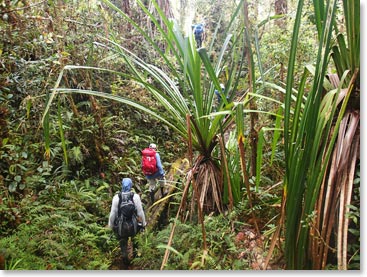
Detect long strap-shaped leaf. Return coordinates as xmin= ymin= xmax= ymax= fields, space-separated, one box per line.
xmin=284 ymin=0 xmax=339 ymax=269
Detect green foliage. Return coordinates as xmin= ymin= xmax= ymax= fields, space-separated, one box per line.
xmin=133 ymin=213 xmax=251 ymax=270
xmin=0 ymin=179 xmax=115 ymax=270
xmin=283 ymin=0 xmax=339 ymax=267
xmin=1 ymin=0 xmax=186 ymax=269
xmin=222 ymin=131 xmax=243 ymax=205
xmin=280 ymin=0 xmax=359 ymax=269
xmin=0 ymin=0 xmax=359 ymax=271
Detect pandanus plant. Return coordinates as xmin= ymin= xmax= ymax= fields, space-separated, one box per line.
xmin=264 ymin=0 xmax=360 ymax=270
xmin=42 ymin=0 xmax=247 ymax=216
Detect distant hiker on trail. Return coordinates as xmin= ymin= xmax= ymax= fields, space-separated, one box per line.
xmin=108 ymin=178 xmax=146 ymax=266
xmin=214 ymin=83 xmax=228 ymax=105
xmin=192 ymin=23 xmax=205 ymax=48
xmin=141 ymin=143 xmax=166 ymax=205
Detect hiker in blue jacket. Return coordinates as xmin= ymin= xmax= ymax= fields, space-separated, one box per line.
xmin=143 ymin=143 xmax=166 ymax=204
xmin=108 ymin=178 xmax=146 ymax=266
xmin=192 ymin=23 xmax=205 ymax=48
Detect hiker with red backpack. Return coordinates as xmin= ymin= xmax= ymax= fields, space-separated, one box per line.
xmin=141 ymin=143 xmax=166 ymax=204
xmin=108 ymin=178 xmax=146 ymax=266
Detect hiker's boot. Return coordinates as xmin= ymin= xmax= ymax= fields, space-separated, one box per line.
xmin=150 ymin=191 xmax=155 ymax=204
xmin=122 ymin=253 xmax=130 ymax=266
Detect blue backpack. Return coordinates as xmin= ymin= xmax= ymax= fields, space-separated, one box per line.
xmin=194 ymin=24 xmax=204 ymax=36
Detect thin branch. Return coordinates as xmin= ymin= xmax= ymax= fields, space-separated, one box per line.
xmin=64 ymin=18 xmax=101 ymax=28
xmin=0 ymin=0 xmax=47 ymax=15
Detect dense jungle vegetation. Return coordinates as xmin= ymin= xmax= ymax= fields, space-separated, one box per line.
xmin=0 ymin=0 xmax=360 ymax=271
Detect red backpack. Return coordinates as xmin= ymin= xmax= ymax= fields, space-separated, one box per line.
xmin=141 ymin=148 xmax=158 ymax=175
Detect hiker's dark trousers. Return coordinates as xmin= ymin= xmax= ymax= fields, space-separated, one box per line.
xmin=195 ymin=35 xmax=202 ymax=48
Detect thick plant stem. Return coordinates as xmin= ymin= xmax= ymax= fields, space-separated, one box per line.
xmin=218 ymin=134 xmax=233 ymax=211
xmin=238 ymin=136 xmax=259 ymax=234
xmin=243 ymin=0 xmax=259 ymax=177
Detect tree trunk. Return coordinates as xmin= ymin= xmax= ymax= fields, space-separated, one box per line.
xmin=274 ymin=0 xmax=287 ymax=28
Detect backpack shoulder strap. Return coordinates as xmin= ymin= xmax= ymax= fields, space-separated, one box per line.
xmin=130 ymin=192 xmax=137 ymax=213
xmin=130 ymin=192 xmax=135 ymax=205
xmin=117 ymin=192 xmax=122 ymax=217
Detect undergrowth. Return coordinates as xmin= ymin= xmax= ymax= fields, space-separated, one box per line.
xmin=132 ymin=205 xmax=264 ymax=270
xmin=0 ymin=179 xmax=115 ymax=270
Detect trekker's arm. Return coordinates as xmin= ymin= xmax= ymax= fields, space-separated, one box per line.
xmin=155 ymin=153 xmax=165 ymax=176
xmin=133 ymin=194 xmax=147 ymax=226
xmin=108 ymin=195 xmax=119 ymax=228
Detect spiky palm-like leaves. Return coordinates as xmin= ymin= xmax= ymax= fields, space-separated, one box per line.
xmin=280 ymin=0 xmax=359 ymax=269
xmin=310 ymin=0 xmax=360 ymax=270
